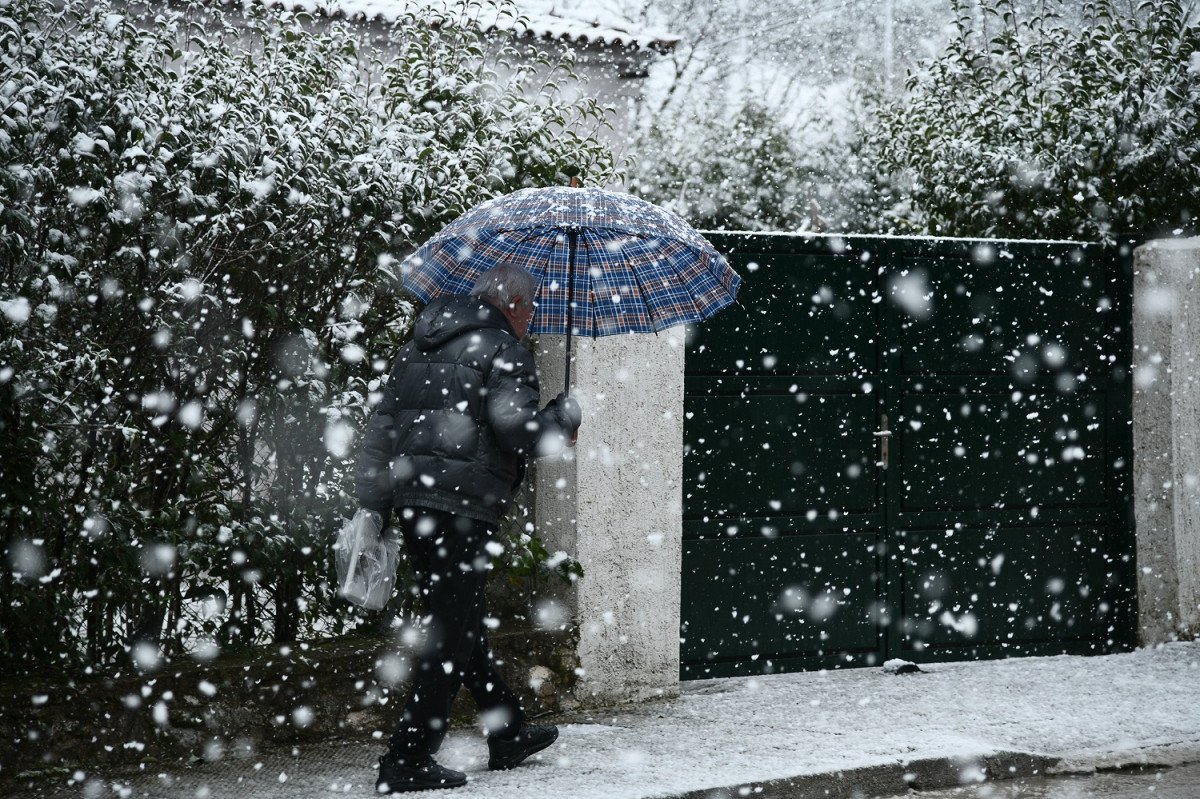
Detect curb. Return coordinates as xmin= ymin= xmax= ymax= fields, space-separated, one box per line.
xmin=670 ymin=751 xmax=1061 ymax=799
xmin=669 ymin=745 xmax=1200 ymax=799
xmin=1052 ymin=742 xmax=1200 ymax=774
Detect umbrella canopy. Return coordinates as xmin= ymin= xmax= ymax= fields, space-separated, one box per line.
xmin=400 ymin=187 xmax=740 ymax=338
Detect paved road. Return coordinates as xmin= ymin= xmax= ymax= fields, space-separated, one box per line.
xmin=889 ymin=761 xmax=1200 ymax=798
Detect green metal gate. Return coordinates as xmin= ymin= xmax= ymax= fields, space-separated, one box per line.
xmin=681 ymin=233 xmax=1135 ymax=679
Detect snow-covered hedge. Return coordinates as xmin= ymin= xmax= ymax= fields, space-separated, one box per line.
xmin=868 ymin=0 xmax=1200 ymax=241
xmin=628 ymin=96 xmax=808 ymax=231
xmin=0 ymin=0 xmax=613 ymax=675
xmin=627 ymin=0 xmax=1198 ymax=242
xmin=627 ymin=92 xmax=877 ymax=234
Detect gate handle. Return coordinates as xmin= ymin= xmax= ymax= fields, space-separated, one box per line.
xmin=874 ymin=413 xmax=891 ymax=470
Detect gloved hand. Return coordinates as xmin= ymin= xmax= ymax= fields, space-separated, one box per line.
xmin=549 ymin=392 xmax=582 ymax=434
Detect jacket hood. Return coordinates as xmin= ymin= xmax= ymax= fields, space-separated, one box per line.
xmin=413 ymin=294 xmax=516 ymax=351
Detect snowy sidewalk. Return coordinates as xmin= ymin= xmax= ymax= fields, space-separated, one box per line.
xmin=36 ymin=642 xmax=1200 ymax=799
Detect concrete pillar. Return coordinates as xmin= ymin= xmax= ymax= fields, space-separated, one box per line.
xmin=531 ymin=331 xmax=685 ymax=706
xmin=1133 ymin=238 xmax=1200 ymax=643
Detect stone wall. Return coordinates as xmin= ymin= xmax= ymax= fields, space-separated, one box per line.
xmin=1133 ymin=238 xmax=1200 ymax=643
xmin=532 ymin=331 xmax=685 ymax=706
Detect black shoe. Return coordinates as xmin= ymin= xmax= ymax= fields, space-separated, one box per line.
xmin=376 ymin=753 xmax=467 ymax=793
xmin=487 ymin=723 xmax=559 ymax=771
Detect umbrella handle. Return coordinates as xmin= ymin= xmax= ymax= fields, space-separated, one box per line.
xmin=565 ymin=228 xmax=577 ymax=396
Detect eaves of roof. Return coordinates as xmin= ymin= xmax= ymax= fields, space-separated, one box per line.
xmin=238 ymin=1 xmax=681 ymax=54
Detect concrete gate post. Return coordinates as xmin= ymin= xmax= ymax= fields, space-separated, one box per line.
xmin=531 ymin=331 xmax=685 ymax=705
xmin=1133 ymin=238 xmax=1200 ymax=643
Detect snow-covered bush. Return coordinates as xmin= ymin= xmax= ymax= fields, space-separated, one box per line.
xmin=627 ymin=91 xmax=873 ymax=232
xmin=0 ymin=0 xmax=613 ymax=676
xmin=867 ymin=0 xmax=1200 ymax=241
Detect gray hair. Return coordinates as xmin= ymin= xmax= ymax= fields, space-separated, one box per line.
xmin=470 ymin=264 xmax=537 ymax=311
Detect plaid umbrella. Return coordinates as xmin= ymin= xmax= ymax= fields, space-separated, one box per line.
xmin=400 ymin=186 xmax=741 ymax=392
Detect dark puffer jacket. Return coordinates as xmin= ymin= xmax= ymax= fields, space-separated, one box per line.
xmin=355 ymin=295 xmax=576 ymax=526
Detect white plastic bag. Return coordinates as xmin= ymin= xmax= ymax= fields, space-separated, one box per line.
xmin=334 ymin=509 xmax=401 ymax=610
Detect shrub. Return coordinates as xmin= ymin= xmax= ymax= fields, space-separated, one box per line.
xmin=0 ymin=0 xmax=610 ymax=676
xmin=867 ymin=0 xmax=1200 ymax=241
xmin=627 ymin=90 xmax=873 ymax=233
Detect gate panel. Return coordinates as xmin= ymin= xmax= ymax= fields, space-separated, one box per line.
xmin=682 ymin=233 xmax=1135 ymax=679
xmin=898 ymin=392 xmax=1107 ymax=510
xmin=681 ymin=533 xmax=879 ymax=674
xmin=896 ymin=252 xmax=1105 ymax=375
xmin=686 ymin=251 xmax=877 ymax=376
xmin=885 ymin=244 xmax=1133 ymax=661
xmin=682 ymin=244 xmax=884 ymax=678
xmin=686 ymin=391 xmax=877 ymax=519
xmin=898 ymin=525 xmax=1124 ymax=654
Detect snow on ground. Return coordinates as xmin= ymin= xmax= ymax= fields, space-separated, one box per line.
xmin=45 ymin=642 xmax=1200 ymax=799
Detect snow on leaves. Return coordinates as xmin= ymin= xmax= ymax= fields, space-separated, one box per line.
xmin=868 ymin=0 xmax=1200 ymax=242
xmin=0 ymin=0 xmax=611 ymax=674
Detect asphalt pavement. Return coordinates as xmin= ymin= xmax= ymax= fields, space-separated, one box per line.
xmin=884 ymin=761 xmax=1200 ymax=798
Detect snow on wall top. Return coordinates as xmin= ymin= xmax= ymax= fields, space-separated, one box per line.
xmin=244 ymin=0 xmax=681 ymax=52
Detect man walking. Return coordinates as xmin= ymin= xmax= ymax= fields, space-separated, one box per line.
xmin=355 ymin=264 xmax=581 ymax=792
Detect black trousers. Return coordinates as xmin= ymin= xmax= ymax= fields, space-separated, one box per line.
xmin=388 ymin=507 xmax=525 ymax=760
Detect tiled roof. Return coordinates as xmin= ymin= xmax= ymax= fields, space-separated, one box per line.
xmin=245 ymin=1 xmax=680 ymax=53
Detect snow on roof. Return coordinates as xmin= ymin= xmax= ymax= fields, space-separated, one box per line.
xmin=247 ymin=0 xmax=680 ymax=53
